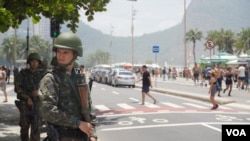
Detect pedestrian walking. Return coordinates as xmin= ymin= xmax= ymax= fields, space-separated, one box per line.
xmin=5 ymin=67 xmax=11 ymax=84
xmin=214 ymin=63 xmax=224 ymax=97
xmin=208 ymin=70 xmax=219 ymax=110
xmin=0 ymin=65 xmax=7 ymax=102
xmin=162 ymin=67 xmax=167 ymax=81
xmin=192 ymin=63 xmax=200 ymax=85
xmin=39 ymin=32 xmax=97 ymax=141
xmin=223 ymin=67 xmax=233 ymax=96
xmin=14 ymin=53 xmax=45 ymax=141
xmin=237 ymin=64 xmax=246 ymax=89
xmin=137 ymin=65 xmax=157 ymax=105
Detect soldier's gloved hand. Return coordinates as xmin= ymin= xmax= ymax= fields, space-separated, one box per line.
xmin=32 ymin=90 xmax=39 ymax=97
xmin=27 ymin=98 xmax=34 ymax=109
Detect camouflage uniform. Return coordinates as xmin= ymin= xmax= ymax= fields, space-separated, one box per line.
xmin=39 ymin=32 xmax=97 ymax=141
xmin=14 ymin=53 xmax=45 ymax=141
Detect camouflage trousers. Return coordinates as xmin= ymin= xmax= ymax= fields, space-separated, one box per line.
xmin=19 ymin=102 xmax=40 ymax=141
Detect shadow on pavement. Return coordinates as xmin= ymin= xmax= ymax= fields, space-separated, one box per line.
xmin=0 ymin=102 xmax=20 ymax=141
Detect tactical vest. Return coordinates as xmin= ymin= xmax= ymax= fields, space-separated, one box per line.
xmin=51 ymin=68 xmax=84 ymax=120
xmin=17 ymin=68 xmax=44 ymax=100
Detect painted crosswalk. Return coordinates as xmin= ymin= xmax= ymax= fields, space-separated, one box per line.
xmin=93 ymin=101 xmax=247 ymax=116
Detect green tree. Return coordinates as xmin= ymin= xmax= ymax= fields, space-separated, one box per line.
xmin=29 ymin=35 xmax=52 ymax=62
xmin=0 ymin=35 xmax=26 ymax=65
xmin=234 ymin=27 xmax=250 ymax=54
xmin=186 ymin=29 xmax=203 ymax=64
xmin=0 ymin=0 xmax=110 ymax=33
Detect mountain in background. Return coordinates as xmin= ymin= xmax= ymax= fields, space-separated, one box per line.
xmin=77 ymin=0 xmax=250 ymax=67
xmin=1 ymin=0 xmax=250 ymax=67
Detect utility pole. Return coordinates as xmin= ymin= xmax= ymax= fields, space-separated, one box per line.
xmin=110 ymin=25 xmax=114 ymax=65
xmin=184 ymin=0 xmax=187 ymax=67
xmin=131 ymin=5 xmax=136 ymax=68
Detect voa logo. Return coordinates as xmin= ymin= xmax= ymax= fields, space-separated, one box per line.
xmin=226 ymin=129 xmax=246 ymax=136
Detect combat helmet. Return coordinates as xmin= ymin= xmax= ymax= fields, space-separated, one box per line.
xmin=53 ymin=32 xmax=83 ymax=57
xmin=27 ymin=53 xmax=41 ymax=64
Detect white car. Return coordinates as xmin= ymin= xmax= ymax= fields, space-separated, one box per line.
xmin=111 ymin=69 xmax=136 ymax=88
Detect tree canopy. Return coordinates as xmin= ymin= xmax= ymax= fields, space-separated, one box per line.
xmin=0 ymin=0 xmax=110 ymax=33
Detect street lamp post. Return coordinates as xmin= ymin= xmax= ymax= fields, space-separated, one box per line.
xmin=184 ymin=0 xmax=187 ymax=67
xmin=110 ymin=25 xmax=114 ymax=65
xmin=127 ymin=0 xmax=137 ymax=70
xmin=131 ymin=6 xmax=136 ymax=69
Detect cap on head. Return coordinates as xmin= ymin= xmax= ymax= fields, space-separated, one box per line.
xmin=53 ymin=32 xmax=83 ymax=57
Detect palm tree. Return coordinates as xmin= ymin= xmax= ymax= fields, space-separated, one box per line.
xmin=29 ymin=35 xmax=52 ymax=61
xmin=206 ymin=30 xmax=222 ymax=53
xmin=0 ymin=35 xmax=26 ymax=65
xmin=186 ymin=29 xmax=203 ymax=64
xmin=234 ymin=27 xmax=250 ymax=54
xmin=206 ymin=28 xmax=235 ymax=54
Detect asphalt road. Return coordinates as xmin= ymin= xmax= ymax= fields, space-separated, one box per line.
xmin=92 ymin=81 xmax=250 ymax=141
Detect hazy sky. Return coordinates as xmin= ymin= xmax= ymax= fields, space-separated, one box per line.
xmin=80 ymin=0 xmax=192 ymax=37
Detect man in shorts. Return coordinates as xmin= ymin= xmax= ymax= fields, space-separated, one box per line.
xmin=192 ymin=63 xmax=200 ymax=85
xmin=138 ymin=65 xmax=157 ymax=105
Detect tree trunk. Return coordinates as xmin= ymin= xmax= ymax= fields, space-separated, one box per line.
xmin=193 ymin=43 xmax=196 ymax=64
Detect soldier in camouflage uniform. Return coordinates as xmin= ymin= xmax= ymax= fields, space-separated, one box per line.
xmin=14 ymin=53 xmax=45 ymax=141
xmin=39 ymin=32 xmax=97 ymax=141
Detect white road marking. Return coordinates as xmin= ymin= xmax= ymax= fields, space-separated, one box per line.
xmin=99 ymin=122 xmax=250 ymax=131
xmin=117 ymin=103 xmax=135 ymax=109
xmin=95 ymin=105 xmax=111 ymax=111
xmin=129 ymin=97 xmax=139 ymax=102
xmin=201 ymin=123 xmax=221 ymax=132
xmin=161 ymin=102 xmax=184 ymax=108
xmin=112 ymin=91 xmax=119 ymax=95
xmin=226 ymin=103 xmax=250 ymax=110
xmin=144 ymin=102 xmax=160 ymax=108
xmin=183 ymin=103 xmax=207 ymax=108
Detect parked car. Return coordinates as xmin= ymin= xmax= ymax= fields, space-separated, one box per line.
xmin=93 ymin=69 xmax=103 ymax=82
xmin=107 ymin=68 xmax=126 ymax=85
xmin=111 ymin=69 xmax=135 ymax=88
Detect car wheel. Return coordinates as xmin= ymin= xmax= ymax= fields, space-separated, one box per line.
xmin=132 ymin=85 xmax=135 ymax=88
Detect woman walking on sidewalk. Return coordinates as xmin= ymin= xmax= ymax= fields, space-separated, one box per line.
xmin=223 ymin=67 xmax=233 ymax=96
xmin=0 ymin=65 xmax=7 ymax=102
xmin=208 ymin=70 xmax=219 ymax=110
xmin=137 ymin=65 xmax=157 ymax=105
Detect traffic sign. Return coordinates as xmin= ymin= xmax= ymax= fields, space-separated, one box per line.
xmin=152 ymin=46 xmax=159 ymax=53
xmin=206 ymin=40 xmax=215 ymax=50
